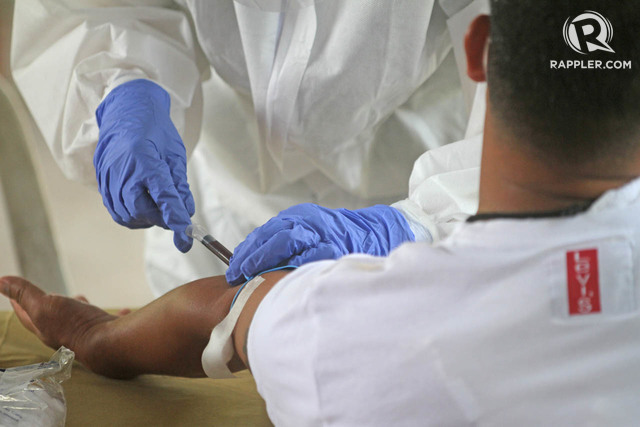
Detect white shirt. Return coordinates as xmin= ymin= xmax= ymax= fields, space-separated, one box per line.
xmin=248 ymin=177 xmax=640 ymax=426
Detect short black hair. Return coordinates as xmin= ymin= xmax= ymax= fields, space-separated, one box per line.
xmin=488 ymin=0 xmax=640 ymax=164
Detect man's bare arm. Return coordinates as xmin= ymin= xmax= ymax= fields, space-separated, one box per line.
xmin=0 ymin=272 xmax=288 ymax=379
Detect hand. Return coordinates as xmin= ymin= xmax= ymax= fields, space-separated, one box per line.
xmin=95 ymin=79 xmax=195 ymax=252
xmin=0 ymin=274 xmax=244 ymax=379
xmin=226 ymin=203 xmax=415 ymax=285
xmin=0 ymin=276 xmax=115 ymax=361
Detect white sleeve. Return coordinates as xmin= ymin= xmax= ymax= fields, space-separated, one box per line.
xmin=10 ymin=0 xmax=204 ymax=184
xmin=247 ymin=263 xmax=329 ymax=425
xmin=248 ymin=252 xmax=470 ymax=425
xmin=392 ymin=135 xmax=481 ymax=242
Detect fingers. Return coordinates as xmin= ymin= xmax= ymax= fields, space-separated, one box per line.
xmin=145 ymin=162 xmax=194 ymax=252
xmin=108 ymin=155 xmax=140 ymax=226
xmin=165 ymin=152 xmax=195 ymax=217
xmin=122 ymin=180 xmax=166 ymax=229
xmin=288 ymin=242 xmax=344 ymax=266
xmin=125 ymin=156 xmax=194 ymax=251
xmin=230 ymin=226 xmax=319 ymax=285
xmin=74 ymin=295 xmax=90 ymax=303
xmin=229 ymin=217 xmax=297 ymax=261
xmin=101 ymin=158 xmax=193 ymax=251
xmin=10 ymin=299 xmax=43 ymax=340
xmin=226 ymin=219 xmax=299 ymax=285
xmin=97 ymin=167 xmax=127 ymax=226
xmin=119 ymin=156 xmax=194 ymax=230
xmin=96 ymin=141 xmax=195 ymax=250
xmin=0 ymin=276 xmax=46 ymax=314
xmin=98 ymin=156 xmax=159 ymax=229
xmin=0 ymin=277 xmax=47 ymax=340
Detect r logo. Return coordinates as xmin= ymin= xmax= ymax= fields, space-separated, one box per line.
xmin=563 ymin=11 xmax=614 ymax=54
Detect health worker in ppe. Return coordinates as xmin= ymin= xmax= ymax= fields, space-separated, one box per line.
xmin=11 ymin=0 xmax=487 ymax=294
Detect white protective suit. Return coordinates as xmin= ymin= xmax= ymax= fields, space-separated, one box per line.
xmin=11 ymin=0 xmax=487 ymax=295
xmin=245 ymin=137 xmax=640 ymax=425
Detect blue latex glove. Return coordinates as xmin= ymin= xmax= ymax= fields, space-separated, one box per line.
xmin=226 ymin=203 xmax=415 ymax=285
xmin=95 ymin=79 xmax=195 ymax=252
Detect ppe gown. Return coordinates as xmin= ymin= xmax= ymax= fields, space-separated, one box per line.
xmin=11 ymin=0 xmax=485 ymax=295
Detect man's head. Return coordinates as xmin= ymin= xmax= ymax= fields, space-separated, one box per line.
xmin=467 ymin=1 xmax=640 ymax=166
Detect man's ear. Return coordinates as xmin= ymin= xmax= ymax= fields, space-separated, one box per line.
xmin=465 ymin=14 xmax=490 ymax=82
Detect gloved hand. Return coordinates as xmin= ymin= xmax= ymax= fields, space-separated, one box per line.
xmin=226 ymin=203 xmax=415 ymax=285
xmin=95 ymin=79 xmax=195 ymax=252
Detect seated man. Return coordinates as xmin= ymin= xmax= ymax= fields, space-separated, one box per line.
xmin=2 ymin=0 xmax=640 ymax=424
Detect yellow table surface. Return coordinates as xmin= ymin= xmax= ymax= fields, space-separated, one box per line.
xmin=0 ymin=311 xmax=272 ymax=426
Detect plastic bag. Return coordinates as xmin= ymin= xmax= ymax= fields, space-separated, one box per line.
xmin=0 ymin=347 xmax=74 ymax=426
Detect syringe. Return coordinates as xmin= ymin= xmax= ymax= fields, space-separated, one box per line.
xmin=185 ymin=223 xmax=233 ymax=266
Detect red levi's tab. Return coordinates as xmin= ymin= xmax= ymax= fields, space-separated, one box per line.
xmin=566 ymin=249 xmax=601 ymax=315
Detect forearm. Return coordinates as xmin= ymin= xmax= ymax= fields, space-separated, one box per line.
xmin=81 ymin=277 xmax=237 ymax=379
xmin=0 ymin=272 xmax=288 ymax=380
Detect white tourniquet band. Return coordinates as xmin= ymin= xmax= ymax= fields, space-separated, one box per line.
xmin=201 ymin=276 xmax=266 ymax=379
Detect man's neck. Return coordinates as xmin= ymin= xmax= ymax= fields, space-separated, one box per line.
xmin=477 ymin=107 xmax=639 ymax=215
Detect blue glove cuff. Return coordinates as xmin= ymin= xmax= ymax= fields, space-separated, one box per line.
xmin=350 ymin=204 xmax=416 ymax=252
xmin=96 ymin=79 xmax=170 ymax=127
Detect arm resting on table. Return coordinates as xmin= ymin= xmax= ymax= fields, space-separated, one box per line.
xmin=0 ymin=272 xmax=288 ymax=379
